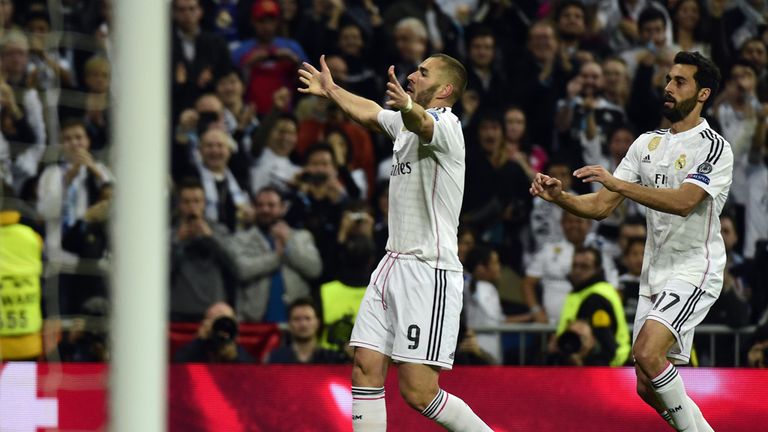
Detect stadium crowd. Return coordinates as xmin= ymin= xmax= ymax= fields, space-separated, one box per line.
xmin=0 ymin=0 xmax=767 ymax=366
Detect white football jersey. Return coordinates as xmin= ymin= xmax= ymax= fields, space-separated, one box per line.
xmin=613 ymin=119 xmax=733 ymax=296
xmin=377 ymin=107 xmax=464 ymax=272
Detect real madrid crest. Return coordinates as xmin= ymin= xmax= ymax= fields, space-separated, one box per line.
xmin=648 ymin=136 xmax=661 ymax=151
xmin=675 ymin=154 xmax=687 ymax=170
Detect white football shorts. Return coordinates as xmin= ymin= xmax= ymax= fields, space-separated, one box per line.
xmin=633 ymin=279 xmax=719 ymax=363
xmin=350 ymin=252 xmax=463 ymax=369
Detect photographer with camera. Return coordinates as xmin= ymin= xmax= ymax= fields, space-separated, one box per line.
xmin=170 ymin=180 xmax=237 ymax=322
xmin=286 ymin=143 xmax=350 ymax=282
xmin=266 ymin=298 xmax=347 ymax=364
xmin=550 ymin=246 xmax=630 ymax=366
xmin=174 ymin=302 xmax=255 ymax=363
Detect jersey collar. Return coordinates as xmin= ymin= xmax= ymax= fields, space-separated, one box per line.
xmin=668 ymin=118 xmax=709 ymax=141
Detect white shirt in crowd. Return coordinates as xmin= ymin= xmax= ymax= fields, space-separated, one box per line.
xmin=463 ymin=279 xmax=503 ymax=364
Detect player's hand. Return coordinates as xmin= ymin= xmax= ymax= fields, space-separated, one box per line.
xmin=298 ymin=55 xmax=335 ymax=98
xmin=384 ymin=65 xmax=410 ymax=111
xmin=530 ymin=173 xmax=563 ymax=202
xmin=573 ymin=165 xmax=620 ymax=191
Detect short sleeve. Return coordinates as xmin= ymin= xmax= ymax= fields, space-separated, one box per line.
xmin=613 ymin=135 xmax=645 ymax=183
xmin=377 ymin=109 xmax=402 ymax=142
xmin=682 ymin=136 xmax=733 ymax=198
xmin=422 ymin=109 xmax=463 ymax=154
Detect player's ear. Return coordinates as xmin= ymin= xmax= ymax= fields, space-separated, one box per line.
xmin=438 ymin=83 xmax=454 ymax=100
xmin=697 ymin=87 xmax=711 ymax=104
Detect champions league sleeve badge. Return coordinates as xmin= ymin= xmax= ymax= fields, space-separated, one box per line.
xmin=696 ymin=162 xmax=713 ymax=174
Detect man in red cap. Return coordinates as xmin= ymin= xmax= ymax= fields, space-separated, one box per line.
xmin=231 ymin=0 xmax=307 ymax=115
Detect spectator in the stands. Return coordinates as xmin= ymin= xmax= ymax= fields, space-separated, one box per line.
xmin=382 ymin=0 xmax=461 ymax=58
xmin=389 ymin=17 xmax=429 ymax=85
xmin=502 ymin=105 xmax=546 ymax=179
xmin=174 ymin=302 xmax=256 ymax=363
xmin=59 ymin=55 xmax=111 ymax=152
xmin=232 ymin=0 xmax=307 ymax=115
xmin=0 ymin=30 xmax=46 ymax=193
xmin=60 ymin=182 xmax=112 ymax=314
xmin=216 ymin=186 xmax=322 ymax=323
xmin=620 ymin=7 xmax=671 ymax=80
xmin=552 ymin=0 xmax=608 ymax=62
xmin=551 ymin=247 xmax=630 ymax=366
xmin=250 ymin=111 xmax=301 ymax=194
xmin=171 ymin=0 xmax=232 ymax=117
xmin=523 ymin=211 xmax=618 ymax=325
xmin=170 ymin=179 xmax=236 ymax=322
xmin=296 ymin=94 xmax=375 ymax=192
xmin=292 ymin=0 xmax=349 ymax=62
xmin=509 ymin=21 xmax=570 ymax=153
xmin=320 ymin=234 xmax=376 ymax=351
xmin=286 ymin=144 xmax=348 ymax=283
xmin=739 ymin=37 xmax=768 ymax=102
xmin=214 ymin=68 xmax=259 ymax=156
xmin=336 ymin=22 xmax=381 ymax=102
xmin=37 ymin=119 xmax=112 ymax=268
xmin=556 ymin=60 xmax=626 ymax=172
xmin=601 ymin=57 xmax=631 ymax=110
xmin=618 ymin=237 xmax=644 ymax=323
xmin=747 ymin=323 xmax=768 ymax=367
xmin=464 ymin=25 xmax=510 ymax=113
xmin=528 ymin=157 xmax=572 ymax=256
xmin=266 ymin=298 xmax=348 ymax=364
xmin=463 ymin=245 xmax=505 ymax=364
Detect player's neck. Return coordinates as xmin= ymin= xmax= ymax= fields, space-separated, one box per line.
xmin=669 ymin=114 xmax=703 ymax=135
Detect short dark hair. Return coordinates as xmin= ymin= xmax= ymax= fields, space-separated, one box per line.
xmin=621 ymin=214 xmax=647 ymax=228
xmin=287 ymin=298 xmax=319 ymax=319
xmin=673 ymin=51 xmax=722 ymax=98
xmin=176 ymin=177 xmax=204 ymax=195
xmin=731 ymin=59 xmax=759 ymax=78
xmin=573 ymin=246 xmax=602 ymax=270
xmin=466 ymin=24 xmax=495 ymax=45
xmin=60 ymin=118 xmax=87 ymax=133
xmin=304 ymin=142 xmax=336 ymax=166
xmin=464 ymin=245 xmax=495 ymax=274
xmin=429 ymin=53 xmax=467 ymax=105
xmin=255 ymin=185 xmax=283 ymax=201
xmin=608 ymin=123 xmax=637 ymax=141
xmin=638 ymin=7 xmax=667 ymax=30
xmin=555 ymin=0 xmax=587 ymax=21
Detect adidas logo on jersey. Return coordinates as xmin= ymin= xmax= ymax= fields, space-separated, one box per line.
xmin=642 ymin=154 xmax=651 ymax=163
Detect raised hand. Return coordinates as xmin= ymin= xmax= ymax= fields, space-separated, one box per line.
xmin=529 ymin=172 xmax=563 ymax=202
xmin=298 ymin=55 xmax=336 ymax=98
xmin=573 ymin=165 xmax=619 ymax=191
xmin=384 ymin=65 xmax=410 ymax=111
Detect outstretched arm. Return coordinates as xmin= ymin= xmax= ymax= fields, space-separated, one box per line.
xmin=574 ymin=165 xmax=707 ymax=217
xmin=298 ymin=55 xmax=383 ymax=133
xmin=530 ymin=172 xmax=625 ymax=220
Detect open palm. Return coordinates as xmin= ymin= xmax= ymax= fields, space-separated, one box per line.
xmin=298 ymin=55 xmax=335 ymax=98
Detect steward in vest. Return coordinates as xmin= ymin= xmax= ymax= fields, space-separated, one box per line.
xmin=0 ymin=188 xmax=44 ymax=360
xmin=556 ymin=246 xmax=630 ymax=366
xmin=320 ymin=235 xmax=376 ymax=350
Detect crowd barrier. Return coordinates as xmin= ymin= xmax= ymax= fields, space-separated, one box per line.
xmin=1 ymin=363 xmax=766 ymax=431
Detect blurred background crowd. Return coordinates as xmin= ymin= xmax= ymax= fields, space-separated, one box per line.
xmin=0 ymin=0 xmax=767 ymax=367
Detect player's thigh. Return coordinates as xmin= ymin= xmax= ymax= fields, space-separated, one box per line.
xmin=639 ymin=279 xmax=717 ymax=363
xmin=350 ymin=282 xmax=393 ymax=356
xmin=390 ymin=265 xmax=462 ymax=370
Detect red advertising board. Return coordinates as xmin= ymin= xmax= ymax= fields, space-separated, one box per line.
xmin=1 ymin=363 xmax=766 ymax=431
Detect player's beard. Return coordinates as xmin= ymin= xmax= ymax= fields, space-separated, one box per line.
xmin=661 ymin=93 xmax=698 ymax=123
xmin=414 ymin=83 xmax=440 ymax=107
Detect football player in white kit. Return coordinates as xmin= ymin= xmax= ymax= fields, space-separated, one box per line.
xmin=299 ymin=55 xmax=493 ymax=431
xmin=532 ymin=51 xmax=728 ymax=431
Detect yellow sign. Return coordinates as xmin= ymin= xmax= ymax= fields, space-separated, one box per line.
xmin=675 ymin=154 xmax=687 ymax=170
xmin=648 ymin=136 xmax=661 ymax=151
